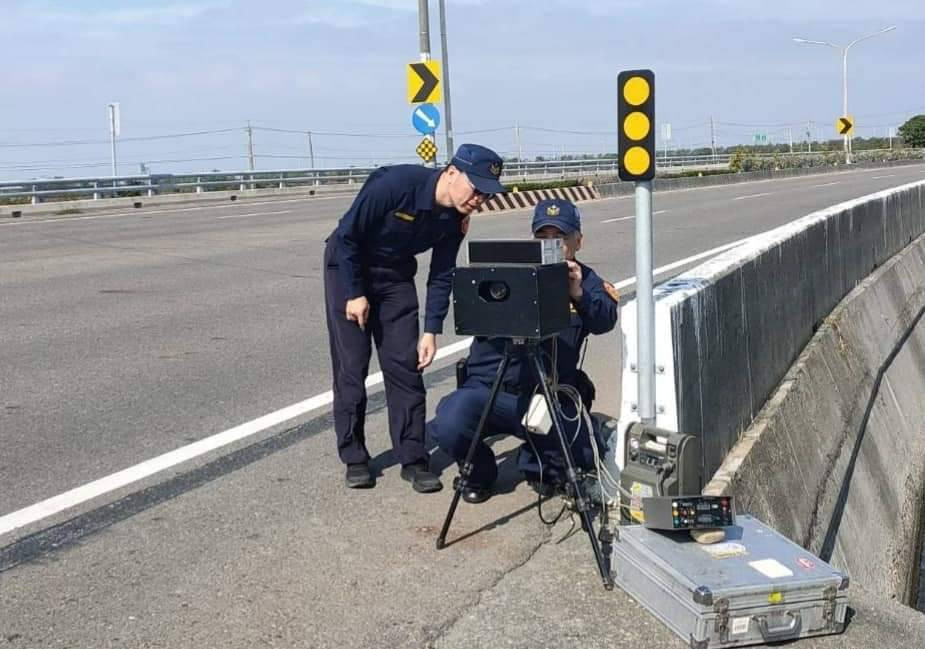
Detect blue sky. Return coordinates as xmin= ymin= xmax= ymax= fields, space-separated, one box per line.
xmin=2 ymin=0 xmax=923 ymax=178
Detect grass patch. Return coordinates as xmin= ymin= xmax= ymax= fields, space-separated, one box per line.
xmin=54 ymin=207 xmax=82 ymax=215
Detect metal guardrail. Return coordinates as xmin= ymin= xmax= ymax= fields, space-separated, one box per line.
xmin=0 ymin=151 xmax=895 ymax=205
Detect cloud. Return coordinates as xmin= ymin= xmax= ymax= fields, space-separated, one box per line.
xmin=24 ymin=1 xmax=228 ymax=26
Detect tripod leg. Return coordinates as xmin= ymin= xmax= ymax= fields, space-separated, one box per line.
xmin=436 ymin=350 xmax=512 ymax=550
xmin=529 ymin=348 xmax=614 ymax=590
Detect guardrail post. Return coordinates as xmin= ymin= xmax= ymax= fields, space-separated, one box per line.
xmin=31 ymin=185 xmax=39 ymax=205
xmin=93 ymin=182 xmax=99 ymax=201
xmin=196 ymin=177 xmax=203 ymax=194
xmin=279 ymin=173 xmax=284 ymax=190
xmin=239 ymin=175 xmax=245 ymax=192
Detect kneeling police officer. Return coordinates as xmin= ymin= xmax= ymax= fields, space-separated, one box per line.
xmin=428 ymin=198 xmax=619 ymax=503
xmin=324 ymin=144 xmax=505 ymax=493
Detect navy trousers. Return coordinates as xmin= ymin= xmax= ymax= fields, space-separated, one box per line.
xmin=429 ymin=379 xmax=603 ymax=488
xmin=324 ymin=239 xmax=426 ymax=467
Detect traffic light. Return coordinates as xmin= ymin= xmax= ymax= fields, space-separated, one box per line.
xmin=618 ymin=69 xmax=655 ymax=182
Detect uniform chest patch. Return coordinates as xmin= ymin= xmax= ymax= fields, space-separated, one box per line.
xmin=394 ymin=211 xmax=416 ymax=222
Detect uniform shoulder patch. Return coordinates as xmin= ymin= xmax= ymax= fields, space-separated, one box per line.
xmin=393 ymin=211 xmax=415 ymax=222
xmin=602 ymin=281 xmax=620 ymax=304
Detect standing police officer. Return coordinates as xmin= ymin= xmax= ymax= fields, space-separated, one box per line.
xmin=324 ymin=144 xmax=505 ymax=492
xmin=428 ymin=198 xmax=619 ymax=503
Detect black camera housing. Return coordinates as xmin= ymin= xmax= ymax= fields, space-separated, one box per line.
xmin=453 ymin=263 xmax=570 ymax=339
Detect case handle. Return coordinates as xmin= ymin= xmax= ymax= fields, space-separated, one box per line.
xmin=754 ymin=611 xmax=802 ymax=641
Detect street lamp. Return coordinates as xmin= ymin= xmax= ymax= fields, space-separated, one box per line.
xmin=793 ymin=26 xmax=896 ymax=164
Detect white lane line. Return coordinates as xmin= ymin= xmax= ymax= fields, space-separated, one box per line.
xmin=0 ymin=194 xmax=351 ymax=227
xmin=810 ymin=181 xmax=841 ymax=188
xmin=732 ymin=192 xmax=773 ymax=201
xmin=871 ymin=174 xmax=897 ymax=179
xmin=601 ymin=209 xmax=667 ymax=223
xmin=216 ymin=210 xmax=293 ymax=220
xmin=0 ymin=237 xmax=750 ymax=538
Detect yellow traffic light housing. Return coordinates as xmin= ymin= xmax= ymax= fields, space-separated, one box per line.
xmin=618 ymin=70 xmax=655 ymax=182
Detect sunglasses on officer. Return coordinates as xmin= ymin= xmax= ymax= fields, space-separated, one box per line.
xmin=461 ymin=173 xmax=495 ymax=202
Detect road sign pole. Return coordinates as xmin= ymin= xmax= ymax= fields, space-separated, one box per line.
xmin=635 ymin=180 xmax=656 ymax=424
xmin=842 ymin=46 xmax=849 ymax=164
xmin=417 ymin=0 xmax=437 ymax=168
xmin=437 ymin=0 xmax=454 ymax=162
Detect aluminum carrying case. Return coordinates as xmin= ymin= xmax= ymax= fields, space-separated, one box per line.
xmin=612 ymin=514 xmax=849 ymax=648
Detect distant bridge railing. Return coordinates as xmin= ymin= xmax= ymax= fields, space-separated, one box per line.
xmin=0 ymin=151 xmax=891 ymax=205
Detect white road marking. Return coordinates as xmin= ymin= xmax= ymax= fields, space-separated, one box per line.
xmin=216 ymin=210 xmax=293 ymax=219
xmin=0 ymin=236 xmax=750 ymax=538
xmin=601 ymin=209 xmax=666 ymax=223
xmin=733 ymin=192 xmax=773 ymax=201
xmin=871 ymin=174 xmax=896 ymax=179
xmin=0 ymin=194 xmax=350 ymax=227
xmin=810 ymin=182 xmax=841 ymax=188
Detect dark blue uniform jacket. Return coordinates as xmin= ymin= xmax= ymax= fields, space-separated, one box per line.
xmin=330 ymin=165 xmax=465 ymax=334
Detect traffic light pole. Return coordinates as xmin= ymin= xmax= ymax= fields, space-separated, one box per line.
xmin=635 ymin=180 xmax=656 ymax=425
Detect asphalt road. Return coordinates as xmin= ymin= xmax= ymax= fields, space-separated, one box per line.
xmin=2 ymin=163 xmax=925 ymax=648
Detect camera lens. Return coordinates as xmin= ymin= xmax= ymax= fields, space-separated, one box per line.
xmin=488 ymin=281 xmax=508 ymax=301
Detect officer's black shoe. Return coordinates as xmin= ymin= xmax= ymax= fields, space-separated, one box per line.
xmin=345 ymin=462 xmax=375 ymax=489
xmin=462 ymin=485 xmax=492 ymax=504
xmin=400 ymin=462 xmax=443 ymax=493
xmin=452 ymin=476 xmax=493 ymax=504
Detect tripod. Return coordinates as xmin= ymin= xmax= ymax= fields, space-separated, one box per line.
xmin=435 ymin=337 xmax=614 ymax=590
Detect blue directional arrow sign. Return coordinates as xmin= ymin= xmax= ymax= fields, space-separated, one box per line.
xmin=412 ymin=103 xmax=441 ymax=135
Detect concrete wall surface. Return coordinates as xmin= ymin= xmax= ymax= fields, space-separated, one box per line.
xmin=666 ymin=181 xmax=925 ymax=476
xmin=706 ymin=233 xmax=925 ymax=605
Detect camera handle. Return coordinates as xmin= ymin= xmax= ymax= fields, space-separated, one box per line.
xmin=435 ymin=338 xmax=614 ymax=591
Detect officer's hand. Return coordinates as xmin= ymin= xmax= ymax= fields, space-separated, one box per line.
xmin=566 ymin=260 xmax=583 ymax=301
xmin=346 ymin=296 xmax=370 ymax=330
xmin=417 ymin=333 xmax=437 ymax=370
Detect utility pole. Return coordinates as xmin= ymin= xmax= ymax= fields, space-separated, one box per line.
xmin=788 ymin=126 xmax=793 ymax=153
xmin=306 ymin=131 xmax=315 ymax=169
xmin=514 ymin=120 xmax=523 ymax=162
xmin=437 ymin=0 xmax=454 ymax=161
xmin=807 ymin=121 xmax=813 ymax=153
xmin=710 ymin=115 xmax=716 ymax=162
xmin=417 ymin=0 xmax=437 ymax=168
xmin=246 ymin=121 xmax=256 ymax=171
xmin=107 ymin=102 xmax=120 ymax=179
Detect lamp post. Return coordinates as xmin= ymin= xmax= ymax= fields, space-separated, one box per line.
xmin=793 ymin=26 xmax=896 ymax=164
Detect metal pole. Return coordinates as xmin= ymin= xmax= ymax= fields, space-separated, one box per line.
xmin=710 ymin=115 xmax=716 ymax=162
xmin=247 ymin=121 xmax=256 ymax=171
xmin=842 ymin=47 xmax=849 ymax=164
xmin=417 ymin=0 xmax=437 ymax=168
xmin=515 ymin=120 xmax=522 ymax=162
xmin=307 ymin=131 xmax=315 ymax=169
xmin=788 ymin=127 xmax=793 ymax=153
xmin=437 ymin=0 xmax=455 ymax=161
xmin=635 ymin=180 xmax=655 ymax=424
xmin=108 ymin=103 xmax=118 ymax=179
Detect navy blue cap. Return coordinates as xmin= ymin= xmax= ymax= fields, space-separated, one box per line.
xmin=450 ymin=143 xmax=505 ymax=195
xmin=532 ymin=198 xmax=581 ymax=235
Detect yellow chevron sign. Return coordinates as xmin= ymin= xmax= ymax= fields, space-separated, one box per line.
xmin=407 ymin=61 xmax=441 ymax=104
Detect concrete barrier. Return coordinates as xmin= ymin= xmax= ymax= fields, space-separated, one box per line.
xmin=704 ymin=233 xmax=925 ymax=605
xmin=617 ymin=181 xmax=925 ymax=479
xmin=596 ymin=158 xmax=925 ymax=197
xmin=477 ymin=185 xmax=597 ymax=212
